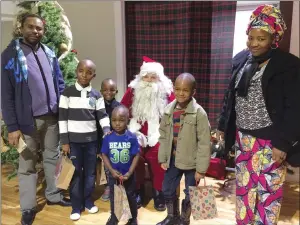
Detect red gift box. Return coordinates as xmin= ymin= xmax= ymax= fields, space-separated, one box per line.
xmin=206 ymin=157 xmax=227 ymax=180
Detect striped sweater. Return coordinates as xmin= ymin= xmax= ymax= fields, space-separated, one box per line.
xmin=59 ymin=82 xmax=110 ymax=144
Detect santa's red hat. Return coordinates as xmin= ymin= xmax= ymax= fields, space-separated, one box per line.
xmin=139 ymin=56 xmax=164 ymax=78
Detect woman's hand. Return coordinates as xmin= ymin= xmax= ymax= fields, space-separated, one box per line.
xmin=272 ymin=147 xmax=287 ymax=164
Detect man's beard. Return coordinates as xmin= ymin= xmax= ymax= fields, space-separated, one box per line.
xmin=132 ymin=80 xmax=168 ymax=123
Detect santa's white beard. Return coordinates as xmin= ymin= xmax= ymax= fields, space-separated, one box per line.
xmin=132 ymin=80 xmax=168 ymax=124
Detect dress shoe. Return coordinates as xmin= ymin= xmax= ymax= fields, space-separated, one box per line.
xmin=47 ymin=197 xmax=71 ymax=207
xmin=21 ymin=209 xmax=36 ymax=225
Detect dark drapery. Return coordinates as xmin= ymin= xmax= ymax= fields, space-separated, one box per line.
xmin=125 ymin=1 xmax=236 ymax=128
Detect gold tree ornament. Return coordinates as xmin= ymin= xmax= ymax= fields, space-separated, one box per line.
xmin=59 ymin=43 xmax=68 ymax=54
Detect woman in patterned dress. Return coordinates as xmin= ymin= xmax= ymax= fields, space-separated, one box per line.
xmin=217 ymin=4 xmax=300 ymax=225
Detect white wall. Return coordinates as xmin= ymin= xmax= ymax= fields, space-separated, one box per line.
xmin=1 ymin=1 xmax=17 ymax=21
xmin=1 ymin=21 xmax=14 ymax=50
xmin=290 ymin=1 xmax=299 ymax=57
xmin=59 ymin=1 xmax=117 ymax=93
xmin=1 ymin=1 xmax=16 ymax=51
xmin=232 ymin=10 xmax=252 ymax=57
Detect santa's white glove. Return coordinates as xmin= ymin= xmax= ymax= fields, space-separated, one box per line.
xmin=147 ymin=133 xmax=160 ymax=147
xmin=136 ymin=131 xmax=148 ymax=148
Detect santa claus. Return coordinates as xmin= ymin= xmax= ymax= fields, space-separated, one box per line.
xmin=121 ymin=56 xmax=175 ymax=211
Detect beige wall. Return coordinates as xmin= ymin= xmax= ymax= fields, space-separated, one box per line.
xmin=59 ymin=1 xmax=117 ymax=93
xmin=290 ymin=1 xmax=299 ymax=57
xmin=1 ymin=21 xmax=13 ymax=52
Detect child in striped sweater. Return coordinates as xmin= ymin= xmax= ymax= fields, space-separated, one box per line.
xmin=59 ymin=59 xmax=110 ymax=221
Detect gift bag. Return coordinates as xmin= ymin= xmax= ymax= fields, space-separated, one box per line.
xmin=96 ymin=158 xmax=107 ymax=185
xmin=55 ymin=155 xmax=75 ymax=190
xmin=114 ymin=184 xmax=123 ymax=221
xmin=120 ymin=183 xmax=132 ymax=221
xmin=189 ymin=179 xmax=218 ymax=220
xmin=114 ymin=181 xmax=132 ymax=221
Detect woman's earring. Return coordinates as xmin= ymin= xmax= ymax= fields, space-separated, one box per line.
xmin=271 ymin=42 xmax=278 ymax=49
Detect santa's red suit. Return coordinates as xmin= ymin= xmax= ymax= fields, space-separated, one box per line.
xmin=121 ymin=56 xmax=175 ymax=211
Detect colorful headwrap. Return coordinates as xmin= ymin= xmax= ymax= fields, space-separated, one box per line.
xmin=246 ymin=4 xmax=287 ymax=44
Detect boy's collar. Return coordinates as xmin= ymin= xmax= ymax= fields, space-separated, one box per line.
xmin=104 ymin=98 xmax=116 ymax=105
xmin=113 ymin=129 xmax=128 ymax=136
xmin=75 ymin=81 xmax=92 ymax=92
xmin=165 ymin=98 xmax=197 ymax=114
xmin=185 ymin=98 xmax=198 ymax=113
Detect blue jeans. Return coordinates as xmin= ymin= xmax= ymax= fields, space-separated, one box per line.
xmin=162 ymin=156 xmax=196 ymax=201
xmin=69 ymin=141 xmax=98 ymax=212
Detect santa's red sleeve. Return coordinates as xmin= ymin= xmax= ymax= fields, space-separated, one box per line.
xmin=168 ymin=92 xmax=175 ymax=103
xmin=121 ymin=87 xmax=133 ymax=111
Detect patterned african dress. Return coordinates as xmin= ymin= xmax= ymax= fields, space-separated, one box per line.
xmin=235 ymin=62 xmax=287 ymax=225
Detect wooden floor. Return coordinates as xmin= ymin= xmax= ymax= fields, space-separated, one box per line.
xmin=1 ymin=165 xmax=299 ymax=225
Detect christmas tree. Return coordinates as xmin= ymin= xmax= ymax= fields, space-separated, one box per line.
xmin=1 ymin=1 xmax=78 ymax=179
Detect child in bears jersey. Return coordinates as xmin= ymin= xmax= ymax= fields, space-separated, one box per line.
xmin=101 ymin=105 xmax=140 ymax=225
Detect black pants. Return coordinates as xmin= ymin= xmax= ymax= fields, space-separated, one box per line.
xmin=108 ymin=174 xmax=137 ymax=222
xmin=162 ymin=156 xmax=196 ymax=201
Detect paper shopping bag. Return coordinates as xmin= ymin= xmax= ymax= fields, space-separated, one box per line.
xmin=114 ymin=184 xmax=124 ymax=221
xmin=96 ymin=159 xmax=107 ymax=185
xmin=120 ymin=183 xmax=132 ymax=221
xmin=114 ymin=183 xmax=132 ymax=221
xmin=17 ymin=136 xmax=27 ymax=153
xmin=55 ymin=155 xmax=75 ymax=190
xmin=189 ymin=179 xmax=218 ymax=220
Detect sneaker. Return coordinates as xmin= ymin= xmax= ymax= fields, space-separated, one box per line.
xmin=70 ymin=211 xmax=81 ymax=221
xmin=86 ymin=205 xmax=99 ymax=214
xmin=101 ymin=186 xmax=110 ymax=201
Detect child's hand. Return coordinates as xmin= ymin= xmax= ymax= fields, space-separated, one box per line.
xmin=216 ymin=130 xmax=224 ymax=141
xmin=62 ymin=144 xmax=70 ymax=155
xmin=161 ymin=163 xmax=168 ymax=170
xmin=103 ymin=131 xmax=113 ymax=137
xmin=195 ymin=172 xmax=205 ymax=183
xmin=111 ymin=169 xmax=121 ymax=179
xmin=122 ymin=172 xmax=132 ymax=181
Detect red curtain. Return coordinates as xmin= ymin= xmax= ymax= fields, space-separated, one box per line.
xmin=125 ymin=1 xmax=236 ymax=128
